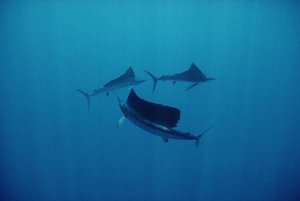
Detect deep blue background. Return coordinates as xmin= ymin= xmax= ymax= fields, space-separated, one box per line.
xmin=1 ymin=1 xmax=300 ymax=201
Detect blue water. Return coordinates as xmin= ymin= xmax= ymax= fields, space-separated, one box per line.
xmin=1 ymin=1 xmax=300 ymax=201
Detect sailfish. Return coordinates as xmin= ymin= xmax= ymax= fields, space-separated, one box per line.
xmin=145 ymin=63 xmax=215 ymax=92
xmin=117 ymin=89 xmax=211 ymax=146
xmin=77 ymin=67 xmax=145 ymax=110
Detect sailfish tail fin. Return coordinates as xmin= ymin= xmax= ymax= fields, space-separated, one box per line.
xmin=76 ymin=89 xmax=91 ymax=110
xmin=195 ymin=126 xmax=213 ymax=147
xmin=145 ymin=70 xmax=158 ymax=93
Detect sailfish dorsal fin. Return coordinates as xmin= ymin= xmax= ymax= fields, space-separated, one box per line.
xmin=125 ymin=67 xmax=135 ymax=78
xmin=104 ymin=67 xmax=135 ymax=87
xmin=127 ymin=89 xmax=180 ymax=128
xmin=189 ymin=63 xmax=204 ymax=75
xmin=186 ymin=63 xmax=206 ymax=79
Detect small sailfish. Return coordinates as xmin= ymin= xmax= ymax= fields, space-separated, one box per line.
xmin=117 ymin=89 xmax=211 ymax=146
xmin=145 ymin=63 xmax=215 ymax=92
xmin=77 ymin=67 xmax=145 ymax=110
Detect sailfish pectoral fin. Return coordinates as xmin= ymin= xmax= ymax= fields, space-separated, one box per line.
xmin=185 ymin=83 xmax=199 ymax=90
xmin=162 ymin=137 xmax=169 ymax=143
xmin=116 ymin=116 xmax=126 ymax=128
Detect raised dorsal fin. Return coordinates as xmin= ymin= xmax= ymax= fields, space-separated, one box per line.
xmin=104 ymin=67 xmax=135 ymax=87
xmin=125 ymin=67 xmax=135 ymax=78
xmin=189 ymin=63 xmax=205 ymax=77
xmin=127 ymin=89 xmax=180 ymax=128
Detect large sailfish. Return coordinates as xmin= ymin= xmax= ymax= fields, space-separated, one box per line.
xmin=117 ymin=89 xmax=211 ymax=146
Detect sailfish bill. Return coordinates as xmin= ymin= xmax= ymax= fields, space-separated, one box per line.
xmin=145 ymin=63 xmax=215 ymax=93
xmin=77 ymin=67 xmax=145 ymax=110
xmin=117 ymin=89 xmax=211 ymax=146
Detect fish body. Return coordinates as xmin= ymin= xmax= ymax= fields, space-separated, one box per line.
xmin=118 ymin=89 xmax=210 ymax=146
xmin=145 ymin=63 xmax=215 ymax=92
xmin=77 ymin=67 xmax=145 ymax=110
